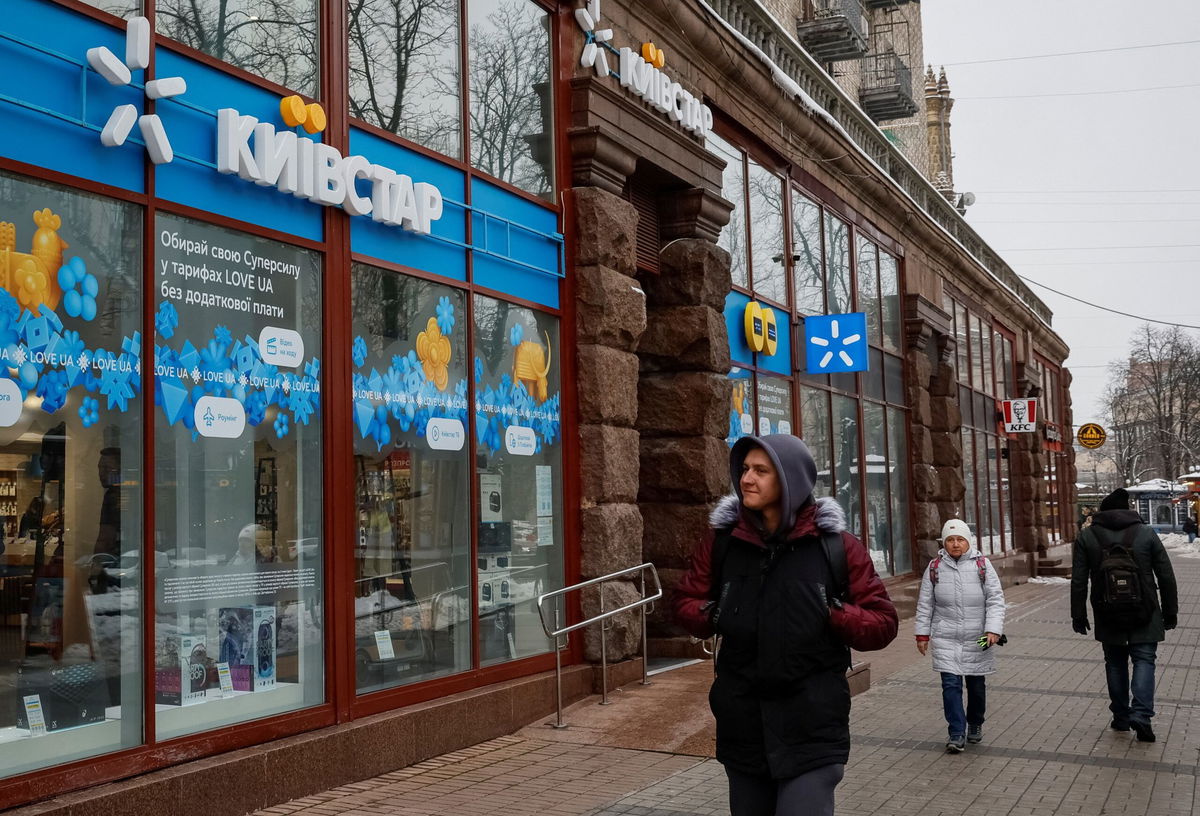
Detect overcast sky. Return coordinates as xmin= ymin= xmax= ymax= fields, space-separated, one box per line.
xmin=919 ymin=1 xmax=1200 ymax=427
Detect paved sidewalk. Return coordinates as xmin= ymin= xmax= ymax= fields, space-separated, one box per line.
xmin=253 ymin=542 xmax=1200 ymax=816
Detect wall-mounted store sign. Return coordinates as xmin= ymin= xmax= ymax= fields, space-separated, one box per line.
xmin=803 ymin=313 xmax=867 ymax=374
xmin=1077 ymin=422 xmax=1107 ymax=449
xmin=574 ymin=1 xmax=713 ymax=138
xmin=743 ymin=302 xmax=778 ymax=355
xmin=87 ymin=17 xmax=444 ymax=235
xmin=1001 ymin=398 xmax=1038 ymax=433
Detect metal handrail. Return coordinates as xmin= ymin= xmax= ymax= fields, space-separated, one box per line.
xmin=535 ymin=562 xmax=662 ymax=728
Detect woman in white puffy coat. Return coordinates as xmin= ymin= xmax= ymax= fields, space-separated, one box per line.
xmin=914 ymin=519 xmax=1006 ymax=754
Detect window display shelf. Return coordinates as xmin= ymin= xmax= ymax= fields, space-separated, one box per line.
xmin=156 ymin=681 xmax=304 ymax=741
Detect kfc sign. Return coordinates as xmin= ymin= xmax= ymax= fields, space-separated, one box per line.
xmin=1002 ymin=398 xmax=1038 ymax=433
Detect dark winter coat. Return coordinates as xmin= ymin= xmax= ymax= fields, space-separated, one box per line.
xmin=1071 ymin=509 xmax=1178 ymax=645
xmin=674 ymin=494 xmax=898 ymax=780
xmin=1183 ymin=517 xmax=1197 ymax=536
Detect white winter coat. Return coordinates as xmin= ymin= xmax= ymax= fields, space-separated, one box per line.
xmin=914 ymin=546 xmax=1006 ymax=676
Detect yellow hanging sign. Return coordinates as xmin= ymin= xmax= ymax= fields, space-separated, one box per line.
xmin=744 ymin=302 xmax=765 ymax=352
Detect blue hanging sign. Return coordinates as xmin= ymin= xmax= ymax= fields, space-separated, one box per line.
xmin=803 ymin=313 xmax=868 ymax=374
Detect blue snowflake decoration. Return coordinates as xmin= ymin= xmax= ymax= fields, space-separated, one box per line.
xmin=95 ymin=350 xmax=137 ymax=412
xmin=57 ymin=257 xmax=98 ymax=321
xmin=155 ymin=301 xmax=179 ymax=339
xmin=36 ymin=369 xmax=69 ymax=413
xmin=214 ymin=325 xmax=233 ymax=347
xmin=274 ymin=412 xmax=289 ymax=438
xmin=352 ymin=335 xmax=368 ymax=368
xmin=509 ymin=324 xmax=523 ymax=347
xmin=79 ymin=396 xmax=100 ymax=427
xmin=436 ymin=296 xmax=456 ymax=336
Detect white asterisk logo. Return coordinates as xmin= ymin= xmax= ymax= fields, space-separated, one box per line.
xmin=86 ymin=16 xmax=186 ymax=164
xmin=191 ymin=367 xmax=202 ymax=382
xmin=575 ymin=1 xmax=614 ymax=78
xmin=238 ymin=373 xmax=249 ymax=387
xmin=14 ymin=348 xmax=26 ymax=366
xmin=808 ymin=318 xmax=862 ymax=370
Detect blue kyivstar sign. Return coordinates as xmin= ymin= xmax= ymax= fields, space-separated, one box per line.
xmin=804 ymin=313 xmax=868 ymax=374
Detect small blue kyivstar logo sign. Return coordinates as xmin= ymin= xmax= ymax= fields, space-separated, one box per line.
xmin=804 ymin=313 xmax=868 ymax=374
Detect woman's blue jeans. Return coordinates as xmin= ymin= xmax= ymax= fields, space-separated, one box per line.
xmin=940 ymin=673 xmax=986 ymax=738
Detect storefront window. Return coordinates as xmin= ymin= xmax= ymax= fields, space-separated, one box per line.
xmin=350 ymin=267 xmax=470 ymax=693
xmin=747 ymin=160 xmax=786 ymax=305
xmin=467 ymin=0 xmax=553 ymax=201
xmin=153 ymin=213 xmax=323 ymax=739
xmin=856 ymin=236 xmax=879 ymax=346
xmin=82 ymin=1 xmax=138 ymax=16
xmin=985 ymin=436 xmax=1002 ymax=555
xmin=830 ymin=394 xmax=861 ymax=535
xmin=0 ymin=172 xmax=143 ymax=777
xmin=954 ymin=302 xmax=969 ymax=384
xmin=473 ymin=295 xmax=562 ymax=665
xmin=887 ymin=407 xmax=912 ymax=574
xmin=862 ymin=402 xmax=889 ymax=575
xmin=710 ymin=134 xmax=747 ymax=289
xmin=825 ymin=215 xmax=851 ymax=314
xmin=879 ymin=252 xmax=901 ymax=354
xmin=156 ymin=0 xmax=319 ymax=97
xmin=726 ymin=367 xmax=753 ymax=447
xmin=755 ymin=376 xmax=792 ymax=436
xmin=791 ymin=190 xmax=823 ymax=315
xmin=349 ymin=0 xmax=462 ymax=159
xmin=800 ymin=387 xmax=830 ymax=498
xmin=960 ymin=426 xmax=976 ymax=531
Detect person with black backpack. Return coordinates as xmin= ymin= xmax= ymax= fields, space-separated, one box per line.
xmin=1071 ymin=487 xmax=1178 ymax=742
xmin=674 ymin=435 xmax=898 ymax=816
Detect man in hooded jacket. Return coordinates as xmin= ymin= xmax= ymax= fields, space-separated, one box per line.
xmin=674 ymin=435 xmax=898 ymax=816
xmin=1071 ymin=487 xmax=1178 ymax=742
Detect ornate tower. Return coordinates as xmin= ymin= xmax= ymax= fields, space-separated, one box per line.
xmin=925 ymin=66 xmax=955 ymax=201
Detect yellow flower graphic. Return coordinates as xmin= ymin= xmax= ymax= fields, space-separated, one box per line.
xmin=416 ymin=317 xmax=452 ymax=391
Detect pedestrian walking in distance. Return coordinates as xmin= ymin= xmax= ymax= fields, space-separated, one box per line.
xmin=1071 ymin=487 xmax=1178 ymax=742
xmin=674 ymin=435 xmax=898 ymax=816
xmin=1182 ymin=515 xmax=1197 ymax=544
xmin=914 ymin=519 xmax=1006 ymax=753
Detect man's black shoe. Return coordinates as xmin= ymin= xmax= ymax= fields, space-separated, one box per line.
xmin=1110 ymin=719 xmax=1130 ymax=732
xmin=1131 ymin=721 xmax=1156 ymax=742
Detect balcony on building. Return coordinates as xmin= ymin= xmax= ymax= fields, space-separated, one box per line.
xmin=796 ymin=0 xmax=869 ymax=63
xmin=859 ymin=49 xmax=918 ymax=121
xmin=863 ymin=0 xmax=919 ymax=8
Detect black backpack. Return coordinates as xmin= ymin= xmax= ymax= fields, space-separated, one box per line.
xmin=1094 ymin=526 xmax=1152 ymax=627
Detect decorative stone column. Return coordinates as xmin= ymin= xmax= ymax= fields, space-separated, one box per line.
xmin=905 ymin=294 xmax=956 ymax=567
xmin=636 ymin=188 xmax=733 ymax=656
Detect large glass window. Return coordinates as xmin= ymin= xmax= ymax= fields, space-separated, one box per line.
xmin=831 ymin=394 xmax=861 ymax=536
xmin=886 ymin=407 xmax=912 ymax=574
xmin=349 ymin=0 xmax=462 ymax=158
xmin=473 ymin=296 xmax=562 ymax=665
xmin=153 ymin=214 xmax=323 ymax=739
xmin=856 ymin=236 xmax=880 ymax=346
xmin=791 ymin=190 xmax=823 ymax=315
xmin=800 ymin=387 xmax=831 ymax=498
xmin=879 ymin=252 xmax=901 ymax=354
xmin=862 ymin=402 xmax=889 ymax=575
xmin=747 ymin=159 xmax=786 ymax=305
xmin=156 ymin=0 xmax=319 ymax=97
xmin=709 ymin=134 xmax=747 ymax=289
xmin=467 ymin=0 xmax=553 ymax=201
xmin=824 ymin=215 xmax=851 ymax=314
xmin=0 ymin=172 xmax=142 ymax=777
xmin=350 ymin=268 xmax=470 ymax=693
xmin=755 ymin=376 xmax=792 ymax=436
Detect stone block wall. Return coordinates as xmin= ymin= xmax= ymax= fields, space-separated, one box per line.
xmin=637 ymin=240 xmax=732 ymax=647
xmin=571 ymin=187 xmax=647 ymax=662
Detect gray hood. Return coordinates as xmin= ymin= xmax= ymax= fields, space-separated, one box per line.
xmin=729 ymin=434 xmax=818 ymax=535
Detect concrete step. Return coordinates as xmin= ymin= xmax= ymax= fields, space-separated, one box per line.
xmin=1039 ymin=564 xmax=1072 ymax=577
xmin=1038 ymin=558 xmax=1063 ymax=568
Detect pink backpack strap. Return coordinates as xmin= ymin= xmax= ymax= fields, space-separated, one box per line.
xmin=975 ymin=556 xmax=988 ymax=584
xmin=930 ymin=556 xmax=942 ymax=585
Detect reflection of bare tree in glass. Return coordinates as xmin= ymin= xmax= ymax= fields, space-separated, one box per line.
xmin=157 ymin=0 xmax=318 ymax=96
xmin=348 ymin=0 xmax=461 ymax=157
xmin=747 ymin=164 xmax=786 ymax=304
xmin=825 ymin=217 xmax=851 ymax=313
xmin=856 ymin=237 xmax=878 ymax=341
xmin=708 ymin=137 xmax=746 ymax=288
xmin=468 ymin=0 xmax=551 ymax=199
xmin=88 ymin=1 xmax=139 ymax=18
xmin=791 ymin=194 xmax=823 ymax=314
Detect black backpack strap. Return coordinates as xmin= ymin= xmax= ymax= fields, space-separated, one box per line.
xmin=821 ymin=530 xmax=850 ymax=603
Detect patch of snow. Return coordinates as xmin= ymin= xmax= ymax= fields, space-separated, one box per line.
xmin=1028 ymin=576 xmax=1070 ymax=585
